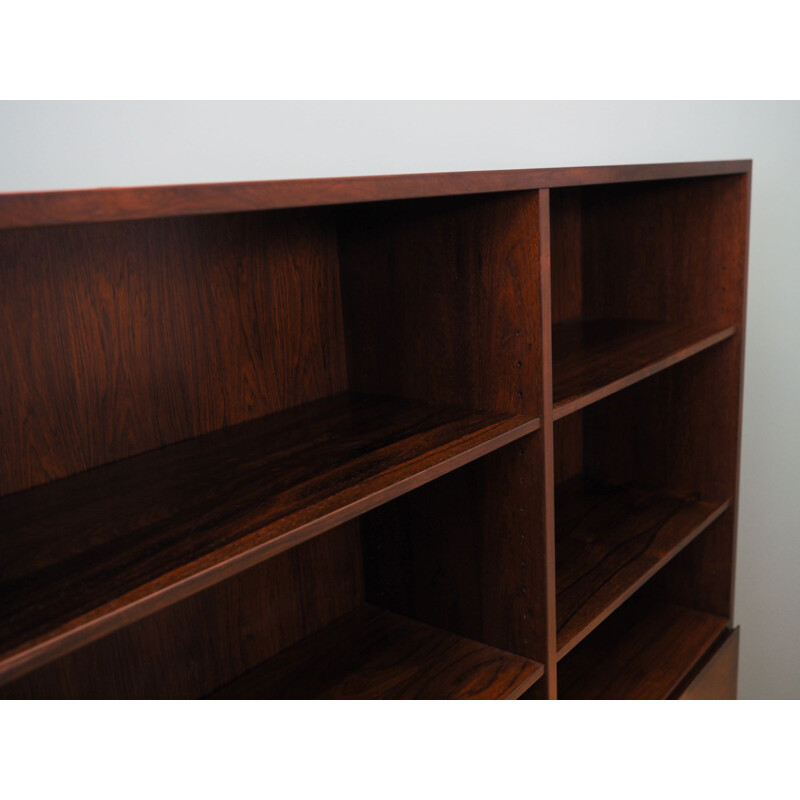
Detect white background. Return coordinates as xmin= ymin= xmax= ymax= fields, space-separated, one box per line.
xmin=1 ymin=100 xmax=798 ymax=699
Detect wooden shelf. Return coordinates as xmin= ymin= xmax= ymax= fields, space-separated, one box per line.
xmin=555 ymin=476 xmax=729 ymax=658
xmin=0 ymin=392 xmax=539 ymax=684
xmin=552 ymin=318 xmax=736 ymax=420
xmin=558 ymin=603 xmax=729 ymax=699
xmin=209 ymin=604 xmax=544 ymax=699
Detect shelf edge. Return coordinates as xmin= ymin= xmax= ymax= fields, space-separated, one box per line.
xmin=556 ymin=497 xmax=731 ymax=660
xmin=0 ymin=414 xmax=540 ymax=687
xmin=207 ymin=604 xmax=545 ymax=700
xmin=553 ymin=324 xmax=737 ymax=420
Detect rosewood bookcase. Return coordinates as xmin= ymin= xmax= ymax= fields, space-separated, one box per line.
xmin=0 ymin=161 xmax=750 ymax=699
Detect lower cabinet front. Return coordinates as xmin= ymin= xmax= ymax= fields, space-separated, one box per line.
xmin=677 ymin=627 xmax=740 ymax=700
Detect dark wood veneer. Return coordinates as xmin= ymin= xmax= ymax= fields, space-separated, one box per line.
xmin=559 ymin=602 xmax=728 ymax=700
xmin=552 ymin=318 xmax=736 ymax=419
xmin=0 ymin=209 xmax=348 ymax=495
xmin=555 ymin=476 xmax=729 ymax=657
xmin=0 ymin=161 xmax=749 ymax=230
xmin=208 ymin=604 xmax=544 ymax=700
xmin=339 ymin=190 xmax=555 ymax=695
xmin=0 ymin=523 xmax=364 ymax=699
xmin=0 ymin=392 xmax=537 ymax=684
xmin=0 ymin=160 xmax=750 ymax=698
xmin=676 ymin=626 xmax=740 ymax=699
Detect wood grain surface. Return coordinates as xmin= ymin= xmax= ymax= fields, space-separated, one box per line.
xmin=338 ymin=191 xmax=542 ymax=416
xmin=559 ymin=602 xmax=728 ymax=699
xmin=585 ymin=343 xmax=745 ymax=621
xmin=0 ymin=392 xmax=538 ymax=684
xmin=209 ymin=604 xmax=544 ymax=699
xmin=340 ymin=190 xmax=553 ymax=693
xmin=0 ymin=208 xmax=347 ymax=495
xmin=0 ymin=161 xmax=750 ymax=230
xmin=0 ymin=523 xmax=364 ymax=699
xmin=677 ymin=626 xmax=739 ymax=699
xmin=555 ymin=476 xmax=729 ymax=657
xmin=0 ymin=161 xmax=750 ymax=699
xmin=552 ymin=318 xmax=736 ymax=419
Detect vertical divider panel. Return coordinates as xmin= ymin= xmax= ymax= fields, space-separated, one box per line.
xmin=535 ymin=189 xmax=558 ymax=699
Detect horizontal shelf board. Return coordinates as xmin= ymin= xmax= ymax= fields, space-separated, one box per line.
xmin=552 ymin=318 xmax=737 ymax=420
xmin=558 ymin=603 xmax=728 ymax=699
xmin=0 ymin=392 xmax=539 ymax=685
xmin=0 ymin=161 xmax=751 ymax=230
xmin=208 ymin=604 xmax=544 ymax=699
xmin=555 ymin=476 xmax=729 ymax=658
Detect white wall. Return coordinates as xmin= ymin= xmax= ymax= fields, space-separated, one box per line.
xmin=1 ymin=101 xmax=798 ymax=699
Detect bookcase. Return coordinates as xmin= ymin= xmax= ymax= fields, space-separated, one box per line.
xmin=0 ymin=161 xmax=750 ymax=699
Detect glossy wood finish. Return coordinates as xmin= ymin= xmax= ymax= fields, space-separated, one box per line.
xmin=0 ymin=161 xmax=750 ymax=698
xmin=0 ymin=392 xmax=537 ymax=684
xmin=550 ymin=172 xmax=749 ymax=640
xmin=338 ymin=192 xmax=541 ymax=415
xmin=209 ymin=604 xmax=544 ymax=700
xmin=559 ymin=602 xmax=728 ymax=700
xmin=555 ymin=476 xmax=729 ymax=657
xmin=0 ymin=161 xmax=750 ymax=230
xmin=677 ymin=626 xmax=739 ymax=700
xmin=552 ymin=318 xmax=736 ymax=419
xmin=579 ymin=176 xmax=748 ymax=330
xmin=340 ymin=191 xmax=554 ymax=694
xmin=361 ymin=435 xmax=545 ymax=672
xmin=0 ymin=209 xmax=347 ymax=496
xmin=0 ymin=523 xmax=364 ymax=699
xmin=536 ymin=188 xmax=559 ymax=698
xmin=586 ymin=344 xmax=744 ymax=620
xmin=549 ymin=188 xmax=582 ymax=326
